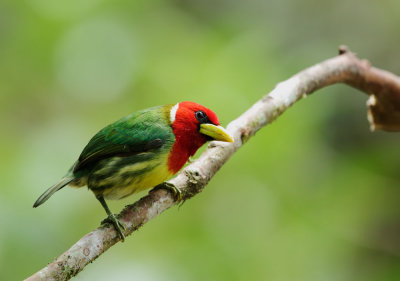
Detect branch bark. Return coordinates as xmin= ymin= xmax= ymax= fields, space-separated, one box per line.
xmin=26 ymin=46 xmax=400 ymax=281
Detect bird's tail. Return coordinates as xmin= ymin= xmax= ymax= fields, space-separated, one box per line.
xmin=33 ymin=177 xmax=74 ymax=208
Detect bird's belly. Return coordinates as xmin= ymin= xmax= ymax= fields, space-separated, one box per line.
xmin=106 ymin=164 xmax=173 ymax=200
xmin=89 ymin=155 xmax=174 ymax=200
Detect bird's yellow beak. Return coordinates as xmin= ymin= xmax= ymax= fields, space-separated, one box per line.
xmin=199 ymin=124 xmax=234 ymax=143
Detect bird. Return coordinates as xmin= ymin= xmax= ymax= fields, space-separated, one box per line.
xmin=33 ymin=101 xmax=233 ymax=240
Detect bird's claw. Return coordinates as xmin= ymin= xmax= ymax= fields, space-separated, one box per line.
xmin=151 ymin=182 xmax=183 ymax=202
xmin=101 ymin=214 xmax=126 ymax=241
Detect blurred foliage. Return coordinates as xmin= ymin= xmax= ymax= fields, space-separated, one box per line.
xmin=1 ymin=0 xmax=400 ymax=280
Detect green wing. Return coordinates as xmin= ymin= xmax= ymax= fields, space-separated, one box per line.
xmin=73 ymin=106 xmax=173 ymax=173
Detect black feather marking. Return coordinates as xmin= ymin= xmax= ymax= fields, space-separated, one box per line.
xmin=73 ymin=138 xmax=164 ymax=173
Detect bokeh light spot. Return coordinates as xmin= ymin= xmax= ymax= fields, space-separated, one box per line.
xmin=55 ymin=19 xmax=137 ymax=102
xmin=28 ymin=0 xmax=105 ymax=20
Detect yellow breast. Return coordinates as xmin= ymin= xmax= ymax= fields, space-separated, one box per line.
xmin=101 ymin=153 xmax=174 ymax=200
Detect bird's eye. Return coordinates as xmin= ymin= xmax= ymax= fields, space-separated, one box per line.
xmin=195 ymin=110 xmax=209 ymax=123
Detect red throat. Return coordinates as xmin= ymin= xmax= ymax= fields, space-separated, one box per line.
xmin=167 ymin=131 xmax=206 ymax=174
xmin=167 ymin=102 xmax=219 ymax=174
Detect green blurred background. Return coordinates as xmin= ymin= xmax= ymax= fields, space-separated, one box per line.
xmin=1 ymin=0 xmax=400 ymax=280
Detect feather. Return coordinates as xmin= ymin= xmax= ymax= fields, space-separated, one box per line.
xmin=33 ymin=177 xmax=74 ymax=208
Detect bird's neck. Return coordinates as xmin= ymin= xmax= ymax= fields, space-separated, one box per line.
xmin=167 ymin=129 xmax=206 ymax=174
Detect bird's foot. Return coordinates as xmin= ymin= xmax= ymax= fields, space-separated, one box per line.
xmin=151 ymin=182 xmax=183 ymax=202
xmin=101 ymin=214 xmax=126 ymax=241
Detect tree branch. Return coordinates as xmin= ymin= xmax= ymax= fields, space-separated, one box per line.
xmin=26 ymin=46 xmax=400 ymax=281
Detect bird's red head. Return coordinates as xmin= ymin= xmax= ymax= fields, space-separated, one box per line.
xmin=167 ymin=101 xmax=233 ymax=173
